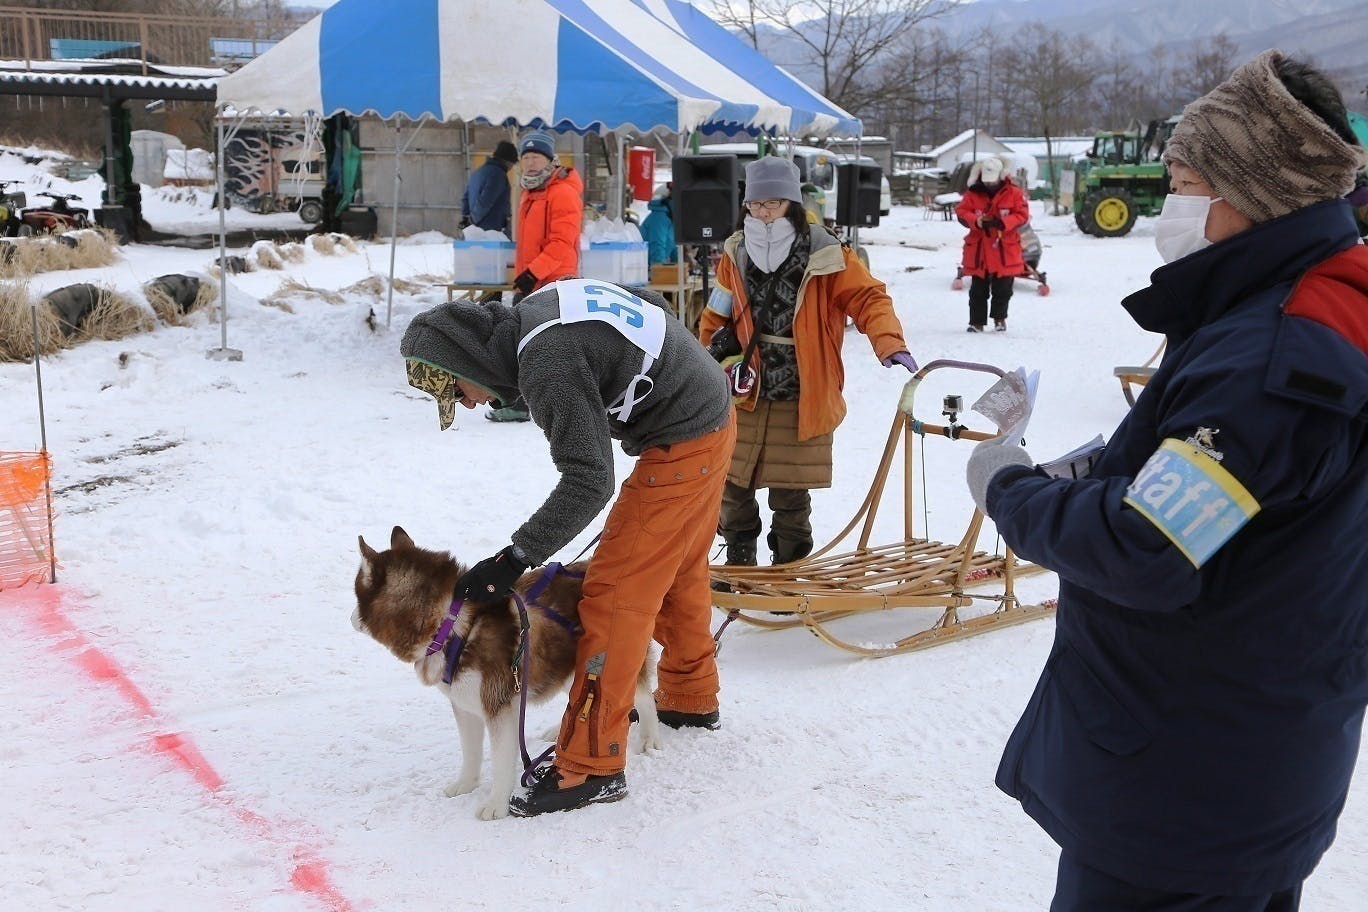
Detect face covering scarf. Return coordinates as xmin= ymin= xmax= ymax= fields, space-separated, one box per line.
xmin=743 ymin=215 xmax=798 ymax=273
xmin=1154 ymin=194 xmax=1220 ymax=263
xmin=520 ymin=167 xmax=554 ymax=191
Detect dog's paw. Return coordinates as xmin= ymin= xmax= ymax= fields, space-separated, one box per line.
xmin=444 ymin=777 xmax=479 ymax=798
xmin=638 ymin=731 xmax=664 ymax=754
xmin=477 ymin=801 xmax=510 ymax=821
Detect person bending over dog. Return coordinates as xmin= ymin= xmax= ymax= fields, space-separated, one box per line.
xmin=401 ymin=280 xmax=733 ymax=816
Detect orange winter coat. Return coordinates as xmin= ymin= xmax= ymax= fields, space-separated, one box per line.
xmin=955 ymin=177 xmax=1030 ymax=278
xmin=700 ymin=226 xmax=908 ymax=441
xmin=515 ymin=167 xmax=583 ymax=289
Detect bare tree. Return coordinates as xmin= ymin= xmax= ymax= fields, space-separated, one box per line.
xmin=711 ymin=0 xmax=958 ymax=116
xmin=1005 ymin=25 xmax=1099 ymax=212
xmin=1173 ymin=33 xmax=1240 ymax=105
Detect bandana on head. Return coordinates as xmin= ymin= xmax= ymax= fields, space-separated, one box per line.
xmin=1163 ymin=49 xmax=1368 ymax=223
xmin=405 ymin=358 xmax=459 ymax=431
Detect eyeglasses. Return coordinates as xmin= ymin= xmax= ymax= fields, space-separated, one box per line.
xmin=744 ymin=199 xmax=788 ymax=212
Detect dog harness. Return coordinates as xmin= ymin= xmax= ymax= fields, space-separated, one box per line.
xmin=517 ymin=279 xmax=667 ymax=422
xmin=425 ymin=562 xmax=583 ymax=686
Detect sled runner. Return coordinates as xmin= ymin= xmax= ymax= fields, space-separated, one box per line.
xmin=709 ymin=360 xmax=1055 ymax=658
xmin=1113 ymin=339 xmax=1165 ymax=407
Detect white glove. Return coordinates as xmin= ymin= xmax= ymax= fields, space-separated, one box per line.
xmin=966 ymin=441 xmax=1034 ymax=515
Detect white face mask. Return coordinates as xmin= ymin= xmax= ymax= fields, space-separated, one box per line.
xmin=743 ymin=215 xmax=798 ymax=273
xmin=1154 ymin=194 xmax=1221 ymax=263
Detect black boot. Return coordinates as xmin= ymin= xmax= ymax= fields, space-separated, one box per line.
xmin=725 ymin=539 xmax=757 ymax=566
xmin=508 ymin=769 xmax=627 ymax=817
xmin=658 ymin=708 xmax=721 ymax=730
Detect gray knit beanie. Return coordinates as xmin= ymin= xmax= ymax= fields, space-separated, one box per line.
xmin=1163 ymin=49 xmax=1368 ymax=223
xmin=744 ymin=156 xmax=803 ymax=203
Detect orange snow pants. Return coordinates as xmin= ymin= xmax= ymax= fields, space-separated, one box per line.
xmin=554 ymin=413 xmax=735 ymax=777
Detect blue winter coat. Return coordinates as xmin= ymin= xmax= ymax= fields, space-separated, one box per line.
xmin=641 ymin=196 xmax=676 ymax=266
xmin=461 ymin=159 xmax=512 ymax=233
xmin=986 ymin=200 xmax=1368 ymax=895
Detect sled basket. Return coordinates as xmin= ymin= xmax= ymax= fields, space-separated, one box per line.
xmin=709 ymin=360 xmax=1055 ymax=657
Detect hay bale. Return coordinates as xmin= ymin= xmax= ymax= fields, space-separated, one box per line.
xmin=59 ymin=228 xmax=118 ymax=270
xmin=0 ymin=230 xmax=118 ymax=278
xmin=278 ymin=242 xmax=307 ymax=263
xmin=252 ymin=240 xmax=283 ymax=270
xmin=0 ymin=280 xmax=65 ymax=361
xmin=332 ymin=233 xmax=360 ymax=253
xmin=206 ymin=255 xmax=251 ymax=279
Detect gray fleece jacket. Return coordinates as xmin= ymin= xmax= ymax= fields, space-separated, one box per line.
xmin=400 ymin=286 xmax=732 ymax=565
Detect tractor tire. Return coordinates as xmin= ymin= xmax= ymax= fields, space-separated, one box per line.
xmin=298 ymin=199 xmax=324 ymax=224
xmin=1079 ymin=189 xmax=1138 ymax=238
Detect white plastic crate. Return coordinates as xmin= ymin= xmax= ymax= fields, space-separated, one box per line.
xmin=579 ymin=240 xmax=648 ymax=286
xmin=452 ymin=240 xmax=515 ymax=285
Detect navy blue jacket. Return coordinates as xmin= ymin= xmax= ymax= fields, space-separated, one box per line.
xmin=461 ymin=159 xmax=512 ymax=233
xmin=987 ymin=200 xmax=1368 ymax=895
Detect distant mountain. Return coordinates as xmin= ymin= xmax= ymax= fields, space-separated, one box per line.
xmin=750 ymin=0 xmax=1367 ymax=114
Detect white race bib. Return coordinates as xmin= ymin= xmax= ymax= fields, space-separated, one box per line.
xmin=553 ymin=278 xmax=665 ymax=359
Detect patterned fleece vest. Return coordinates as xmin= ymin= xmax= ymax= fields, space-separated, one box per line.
xmin=743 ymin=228 xmax=810 ymax=401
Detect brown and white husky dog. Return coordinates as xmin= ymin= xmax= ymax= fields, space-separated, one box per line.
xmin=352 ymin=526 xmax=662 ymax=819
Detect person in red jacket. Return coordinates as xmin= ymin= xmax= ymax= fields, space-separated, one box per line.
xmin=488 ymin=129 xmax=585 ymax=422
xmin=955 ymin=156 xmax=1030 ymax=332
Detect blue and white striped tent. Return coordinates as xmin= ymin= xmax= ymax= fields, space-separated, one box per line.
xmin=216 ymin=0 xmax=860 ymax=138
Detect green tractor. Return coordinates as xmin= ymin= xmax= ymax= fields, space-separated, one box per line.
xmin=1072 ymin=117 xmax=1179 ymax=237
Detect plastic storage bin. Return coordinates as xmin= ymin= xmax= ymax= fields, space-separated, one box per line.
xmin=452 ymin=240 xmax=516 ymax=284
xmin=579 ymin=240 xmax=648 ymax=286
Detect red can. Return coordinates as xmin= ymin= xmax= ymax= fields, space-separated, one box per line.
xmin=628 ymin=146 xmax=655 ymax=202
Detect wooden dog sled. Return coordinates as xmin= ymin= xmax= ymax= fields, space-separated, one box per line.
xmin=709 ymin=360 xmax=1055 ymax=658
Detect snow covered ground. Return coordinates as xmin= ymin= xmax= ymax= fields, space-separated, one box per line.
xmin=2 ymin=190 xmax=1365 ymax=911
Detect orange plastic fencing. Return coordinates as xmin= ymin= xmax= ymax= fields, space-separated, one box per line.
xmin=0 ymin=451 xmax=55 ymax=589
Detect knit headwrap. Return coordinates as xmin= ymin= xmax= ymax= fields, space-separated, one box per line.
xmin=1163 ymin=49 xmax=1368 ymax=224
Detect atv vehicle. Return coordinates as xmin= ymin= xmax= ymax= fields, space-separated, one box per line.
xmin=1071 ymin=116 xmax=1179 ymax=237
xmin=15 ymin=191 xmax=91 ymax=236
xmin=0 ymin=180 xmax=26 ymax=237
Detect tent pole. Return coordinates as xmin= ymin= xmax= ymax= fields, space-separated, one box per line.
xmin=208 ymin=115 xmax=243 ymax=362
xmin=850 ymin=132 xmax=863 ymax=254
xmin=386 ymin=118 xmax=426 ymax=329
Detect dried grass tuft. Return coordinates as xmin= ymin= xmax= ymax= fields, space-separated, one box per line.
xmin=308 ymin=234 xmax=336 ymax=256
xmin=277 ymin=242 xmax=307 ymax=263
xmin=341 ymin=276 xmax=386 ymax=298
xmin=252 ymin=241 xmax=284 ymax=270
xmin=0 ymin=228 xmax=119 ymax=279
xmin=262 ymin=277 xmax=343 ymax=311
xmin=0 ymin=280 xmax=63 ymax=361
xmin=330 ymin=233 xmax=360 ymax=253
xmin=73 ymin=287 xmax=154 ymax=344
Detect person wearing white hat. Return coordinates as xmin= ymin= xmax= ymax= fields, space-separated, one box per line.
xmin=955 ymin=155 xmax=1029 ymax=332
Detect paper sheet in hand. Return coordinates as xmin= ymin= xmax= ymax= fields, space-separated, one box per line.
xmin=1040 ymin=434 xmax=1106 ymax=479
xmin=971 ymin=367 xmax=1038 ymax=446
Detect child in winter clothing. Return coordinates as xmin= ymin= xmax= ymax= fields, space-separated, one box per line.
xmin=698 ymin=156 xmax=916 ymax=566
xmin=955 ymin=156 xmax=1030 ymax=332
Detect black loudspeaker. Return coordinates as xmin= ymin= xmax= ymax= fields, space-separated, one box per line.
xmin=672 ymin=154 xmax=739 ymax=244
xmin=836 ymin=162 xmax=882 ymax=227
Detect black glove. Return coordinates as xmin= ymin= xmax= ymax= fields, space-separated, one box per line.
xmin=983 ymin=217 xmax=1005 ymax=231
xmin=458 ymin=215 xmax=472 ymax=230
xmin=513 ymin=269 xmax=537 ymax=296
xmin=454 ymin=544 xmax=530 ymax=601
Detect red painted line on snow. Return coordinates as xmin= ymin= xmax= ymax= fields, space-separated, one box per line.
xmin=6 ymin=583 xmax=359 ymax=912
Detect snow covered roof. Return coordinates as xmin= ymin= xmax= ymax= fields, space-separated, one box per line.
xmin=0 ymin=59 xmax=220 ymax=100
xmin=999 ymin=137 xmax=1095 ymax=159
xmin=924 ymin=129 xmax=1012 ymax=158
